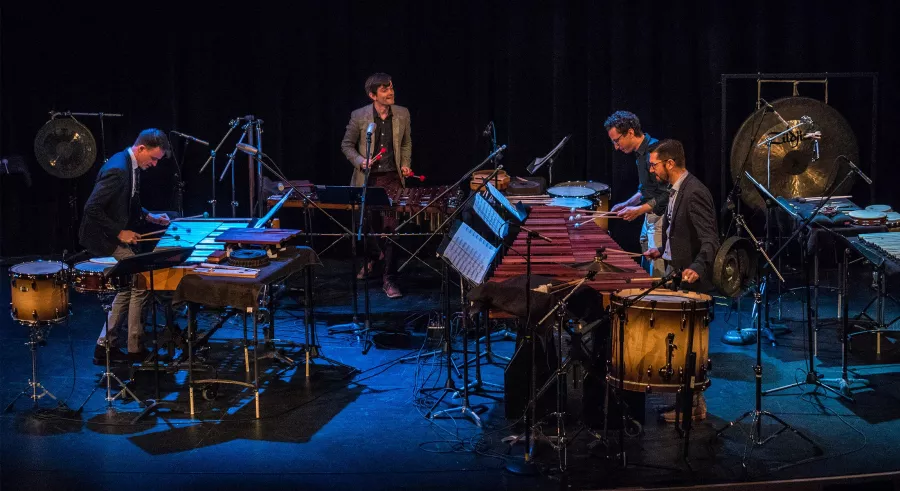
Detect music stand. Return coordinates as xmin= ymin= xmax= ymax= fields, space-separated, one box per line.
xmin=321 ymin=186 xmax=392 ymax=345
xmin=424 ymin=221 xmax=499 ymax=427
xmin=526 ymin=135 xmax=571 ymax=186
xmin=105 ymin=247 xmax=195 ymax=423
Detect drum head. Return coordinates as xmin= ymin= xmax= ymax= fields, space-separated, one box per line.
xmin=613 ymin=288 xmax=712 ymax=310
xmin=556 ymin=181 xmax=610 ymax=195
xmin=90 ymin=257 xmax=117 ymax=265
xmin=547 ymin=185 xmax=595 ymax=198
xmin=886 ymin=212 xmax=900 ymax=223
xmin=75 ymin=261 xmax=112 ymax=273
xmin=549 ymin=197 xmax=593 ymax=209
xmin=848 ymin=210 xmax=886 ymax=220
xmin=10 ymin=260 xmax=66 ymax=275
xmin=866 ymin=204 xmax=893 ymax=213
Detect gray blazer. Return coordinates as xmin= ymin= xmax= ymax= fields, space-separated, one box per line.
xmin=341 ymin=104 xmax=412 ymax=187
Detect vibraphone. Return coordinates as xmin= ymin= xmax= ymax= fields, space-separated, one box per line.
xmin=267 ymin=183 xmax=462 ymax=230
xmin=488 ymin=204 xmax=649 ymax=302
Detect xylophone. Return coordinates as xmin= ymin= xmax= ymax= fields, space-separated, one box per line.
xmin=488 ymin=204 xmax=648 ymax=301
xmin=267 ymin=183 xmax=463 ymax=230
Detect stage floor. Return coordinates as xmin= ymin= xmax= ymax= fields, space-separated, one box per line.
xmin=2 ymin=258 xmax=900 ymax=490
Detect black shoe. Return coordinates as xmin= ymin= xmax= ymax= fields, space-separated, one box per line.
xmin=92 ymin=345 xmax=130 ymax=365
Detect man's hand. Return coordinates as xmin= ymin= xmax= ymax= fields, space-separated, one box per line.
xmin=643 ymin=248 xmax=661 ymax=260
xmin=682 ymin=268 xmax=700 ymax=284
xmin=610 ymin=202 xmax=627 ymax=213
xmin=146 ymin=212 xmax=170 ymax=226
xmin=401 ymin=167 xmax=412 ymax=177
xmin=360 ymin=158 xmax=373 ymax=170
xmin=118 ymin=230 xmax=141 ymax=245
xmin=617 ymin=205 xmax=647 ymax=222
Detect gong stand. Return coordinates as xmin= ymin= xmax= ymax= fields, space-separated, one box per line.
xmin=715 ymin=212 xmax=820 ymax=476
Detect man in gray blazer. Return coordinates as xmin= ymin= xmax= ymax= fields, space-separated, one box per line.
xmin=643 ymin=138 xmax=719 ymax=423
xmin=341 ymin=73 xmax=412 ymax=298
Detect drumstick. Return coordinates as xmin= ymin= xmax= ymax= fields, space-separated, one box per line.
xmin=135 ymin=234 xmax=181 ymax=242
xmin=174 ymin=212 xmax=211 ymax=221
xmin=141 ymin=229 xmax=168 ymax=237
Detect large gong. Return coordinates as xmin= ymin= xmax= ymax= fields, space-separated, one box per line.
xmin=731 ymin=97 xmax=859 ymax=211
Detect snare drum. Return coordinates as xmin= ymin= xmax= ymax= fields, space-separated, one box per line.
xmin=8 ymin=260 xmax=70 ymax=325
xmin=72 ymin=259 xmax=128 ymax=293
xmin=608 ymin=289 xmax=712 ymax=393
xmin=548 ymin=197 xmax=594 ymax=210
xmin=848 ymin=210 xmax=887 ymax=226
xmin=866 ymin=204 xmax=893 ymax=213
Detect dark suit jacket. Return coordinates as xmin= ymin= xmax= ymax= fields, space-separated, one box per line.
xmin=341 ymin=104 xmax=412 ymax=187
xmin=660 ymin=172 xmax=720 ymax=293
xmin=79 ymin=149 xmax=148 ymax=257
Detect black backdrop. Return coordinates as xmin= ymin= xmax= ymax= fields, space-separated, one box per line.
xmin=2 ymin=2 xmax=898 ymax=260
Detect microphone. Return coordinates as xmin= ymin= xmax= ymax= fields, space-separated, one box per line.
xmin=171 ymin=130 xmax=209 ymax=146
xmin=482 ymin=121 xmax=494 ymax=137
xmin=759 ymin=98 xmax=790 ymax=128
xmin=236 ymin=142 xmax=266 ymax=158
xmin=366 ymin=122 xmax=376 ymax=136
xmin=838 ymin=155 xmax=872 ymax=185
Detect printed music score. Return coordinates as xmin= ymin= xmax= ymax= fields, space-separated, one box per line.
xmin=473 ymin=193 xmax=509 ymax=239
xmin=485 ymin=182 xmax=526 ymax=223
xmin=439 ymin=221 xmax=499 ymax=285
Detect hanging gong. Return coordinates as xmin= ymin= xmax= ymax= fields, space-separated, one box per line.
xmin=713 ymin=236 xmax=758 ymax=298
xmin=731 ymin=97 xmax=859 ymax=211
xmin=33 ymin=117 xmax=98 ymax=179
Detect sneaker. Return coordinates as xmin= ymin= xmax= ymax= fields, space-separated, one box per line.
xmin=92 ymin=345 xmax=131 ymax=365
xmin=383 ymin=281 xmax=403 ymax=299
xmin=660 ymin=393 xmax=707 ymax=423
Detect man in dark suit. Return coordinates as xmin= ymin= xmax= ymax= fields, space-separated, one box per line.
xmin=643 ymin=138 xmax=719 ymax=422
xmin=80 ymin=129 xmax=171 ymax=364
xmin=341 ymin=73 xmax=412 ymax=299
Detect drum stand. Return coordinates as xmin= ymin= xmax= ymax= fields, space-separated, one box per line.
xmin=715 ymin=215 xmax=821 ymax=475
xmin=76 ymin=296 xmax=145 ymax=414
xmin=5 ymin=324 xmax=68 ymax=412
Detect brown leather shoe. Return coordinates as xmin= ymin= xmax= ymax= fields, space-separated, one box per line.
xmin=661 ymin=393 xmax=707 ymax=423
xmin=383 ymin=281 xmax=403 ymax=299
xmin=357 ymin=260 xmax=376 ymax=280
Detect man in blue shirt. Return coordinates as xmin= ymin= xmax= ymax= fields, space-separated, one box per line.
xmin=604 ymin=111 xmax=670 ymax=277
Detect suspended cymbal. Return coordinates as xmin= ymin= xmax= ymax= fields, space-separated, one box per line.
xmin=33 ymin=117 xmax=97 ymax=178
xmin=571 ymin=257 xmax=626 ymax=273
xmin=731 ymin=97 xmax=859 ymax=211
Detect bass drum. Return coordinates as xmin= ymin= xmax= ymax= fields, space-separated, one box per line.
xmin=608 ymin=289 xmax=712 ymax=393
xmin=554 ymin=181 xmax=611 ymax=229
xmin=9 ymin=260 xmax=70 ymax=325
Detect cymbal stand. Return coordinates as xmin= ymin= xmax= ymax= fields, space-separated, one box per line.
xmin=715 ymin=213 xmax=820 ymax=476
xmin=76 ymin=294 xmax=144 ymax=414
xmin=4 ymin=324 xmax=68 ymax=412
xmin=460 ymin=308 xmax=506 ymax=395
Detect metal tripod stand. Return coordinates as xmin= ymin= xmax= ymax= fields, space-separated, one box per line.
xmin=5 ymin=325 xmax=69 ymax=412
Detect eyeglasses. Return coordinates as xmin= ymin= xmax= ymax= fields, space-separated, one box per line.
xmin=648 ymin=158 xmax=671 ymax=169
xmin=611 ymin=133 xmax=626 ymax=145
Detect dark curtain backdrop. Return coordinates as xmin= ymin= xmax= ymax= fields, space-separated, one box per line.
xmin=2 ymin=2 xmax=898 ymax=259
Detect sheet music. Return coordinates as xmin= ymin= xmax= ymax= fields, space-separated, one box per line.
xmin=441 ymin=222 xmax=499 ymax=285
xmin=485 ymin=182 xmax=526 ymax=223
xmin=473 ymin=193 xmax=509 ymax=239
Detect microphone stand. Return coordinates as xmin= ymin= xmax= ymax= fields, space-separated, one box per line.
xmin=356 ymin=130 xmax=376 ymax=354
xmin=199 ymin=119 xmax=242 ymax=218
xmin=220 ymin=125 xmax=251 ymax=218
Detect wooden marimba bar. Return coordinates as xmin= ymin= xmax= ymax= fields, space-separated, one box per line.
xmin=488 ymin=205 xmax=649 ymax=298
